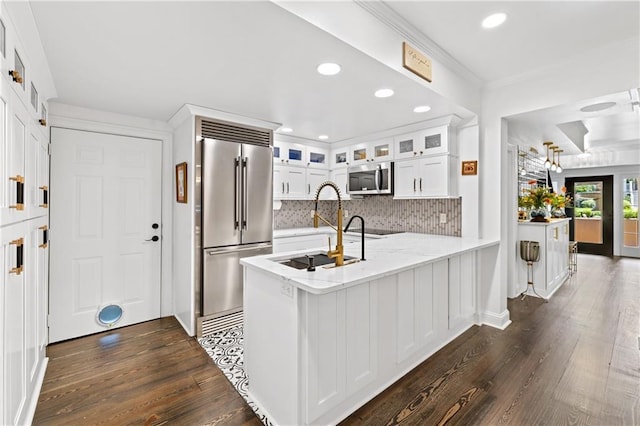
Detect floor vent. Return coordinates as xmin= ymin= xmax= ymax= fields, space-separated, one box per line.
xmin=199 ymin=311 xmax=243 ymax=338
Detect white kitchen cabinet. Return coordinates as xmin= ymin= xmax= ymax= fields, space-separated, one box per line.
xmin=306 ymin=146 xmax=329 ymax=169
xmin=274 ymin=140 xmax=307 ymax=167
xmin=1 ymin=87 xmax=29 ymax=225
xmin=350 ymin=139 xmax=393 ymax=165
xmin=394 ymin=154 xmax=457 ymax=198
xmin=448 ymin=252 xmax=476 ymax=332
xmin=330 ymin=148 xmax=349 ymax=169
xmin=330 ymin=168 xmax=350 ymax=200
xmin=306 ymin=169 xmax=330 ymax=200
xmin=394 ymin=125 xmax=452 ymax=160
xmin=516 ymin=219 xmax=570 ymax=299
xmin=1 ymin=222 xmax=27 ymax=426
xmin=274 ymin=164 xmax=306 ymax=199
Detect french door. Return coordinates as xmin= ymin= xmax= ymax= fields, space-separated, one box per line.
xmin=565 ymin=175 xmax=613 ymax=256
xmin=621 ymin=175 xmax=639 ymax=258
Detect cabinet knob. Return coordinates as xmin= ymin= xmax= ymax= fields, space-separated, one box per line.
xmin=413 ymin=152 xmax=417 ymax=156
xmin=420 ymin=151 xmax=423 ymax=155
xmin=9 ymin=70 xmax=23 ymax=84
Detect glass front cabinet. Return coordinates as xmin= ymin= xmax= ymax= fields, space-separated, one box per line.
xmin=349 ymin=139 xmax=393 ymax=165
xmin=394 ymin=125 xmax=451 ymax=160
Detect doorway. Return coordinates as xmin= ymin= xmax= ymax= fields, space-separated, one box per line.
xmin=621 ymin=175 xmax=639 ymax=258
xmin=49 ymin=128 xmax=163 ymax=342
xmin=565 ymin=175 xmax=613 ymax=256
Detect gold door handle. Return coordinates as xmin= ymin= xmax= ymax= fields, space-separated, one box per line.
xmin=39 ymin=225 xmax=48 ymax=248
xmin=9 ymin=175 xmax=25 ymax=210
xmin=554 ymin=227 xmax=558 ymax=240
xmin=9 ymin=238 xmax=24 ymax=275
xmin=39 ymin=185 xmax=48 ymax=208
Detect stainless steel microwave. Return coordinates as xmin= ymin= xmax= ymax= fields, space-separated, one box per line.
xmin=348 ymin=162 xmax=393 ymax=195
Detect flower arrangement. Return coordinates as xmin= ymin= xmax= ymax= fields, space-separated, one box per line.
xmin=518 ymin=181 xmax=552 ymax=209
xmin=519 ymin=182 xmax=572 ymax=221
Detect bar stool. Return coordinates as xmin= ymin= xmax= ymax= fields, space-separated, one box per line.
xmin=520 ymin=240 xmax=547 ymax=302
xmin=568 ymin=241 xmax=578 ymax=275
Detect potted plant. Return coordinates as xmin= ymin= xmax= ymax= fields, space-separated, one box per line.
xmin=623 ymin=198 xmax=638 ymax=246
xmin=519 ymin=182 xmax=553 ymax=222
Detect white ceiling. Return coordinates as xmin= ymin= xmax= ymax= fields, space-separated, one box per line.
xmin=29 ymin=1 xmax=639 ymax=148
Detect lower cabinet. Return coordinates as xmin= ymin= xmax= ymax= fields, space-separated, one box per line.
xmin=516 ymin=219 xmax=570 ymax=299
xmin=1 ymin=217 xmax=48 ymax=425
xmin=244 ymin=251 xmax=479 ymax=426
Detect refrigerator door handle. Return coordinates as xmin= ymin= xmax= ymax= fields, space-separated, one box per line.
xmin=242 ymin=157 xmax=248 ymax=230
xmin=234 ymin=157 xmax=240 ymax=229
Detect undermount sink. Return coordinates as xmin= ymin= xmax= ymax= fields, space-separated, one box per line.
xmin=279 ymin=253 xmax=355 ymax=270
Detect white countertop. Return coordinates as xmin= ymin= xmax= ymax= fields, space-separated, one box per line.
xmin=242 ymin=232 xmax=499 ymax=294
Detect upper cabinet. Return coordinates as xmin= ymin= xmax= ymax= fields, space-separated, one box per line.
xmin=349 ymin=138 xmax=393 ymax=165
xmin=306 ymin=146 xmax=329 ymax=169
xmin=394 ymin=125 xmax=452 ymax=160
xmin=330 ymin=148 xmax=349 ymax=169
xmin=274 ymin=140 xmax=306 ymax=167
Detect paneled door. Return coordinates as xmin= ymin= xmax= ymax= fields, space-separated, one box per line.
xmin=49 ymin=128 xmax=162 ymax=342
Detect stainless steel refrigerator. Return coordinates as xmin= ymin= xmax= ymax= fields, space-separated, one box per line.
xmin=201 ymin=136 xmax=273 ymax=319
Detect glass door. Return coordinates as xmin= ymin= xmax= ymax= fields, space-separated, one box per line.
xmin=622 ymin=176 xmax=639 ymax=257
xmin=565 ymin=175 xmax=613 ymax=256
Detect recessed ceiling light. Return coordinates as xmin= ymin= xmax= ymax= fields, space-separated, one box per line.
xmin=375 ymin=89 xmax=394 ymax=98
xmin=580 ymin=102 xmax=616 ymax=112
xmin=280 ymin=127 xmax=293 ymax=133
xmin=317 ymin=63 xmax=341 ymax=76
xmin=318 ymin=135 xmax=329 ymax=140
xmin=413 ymin=105 xmax=431 ymax=113
xmin=482 ymin=12 xmax=507 ymax=29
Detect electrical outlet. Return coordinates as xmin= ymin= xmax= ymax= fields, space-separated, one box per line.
xmin=440 ymin=213 xmax=447 ymax=224
xmin=281 ymin=283 xmax=293 ymax=298
xmin=344 ymin=210 xmax=349 ymax=218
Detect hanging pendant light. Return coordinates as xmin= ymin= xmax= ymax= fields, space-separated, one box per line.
xmin=556 ymin=149 xmax=563 ymax=173
xmin=543 ymin=142 xmax=553 ymax=169
xmin=550 ymin=146 xmax=558 ymax=171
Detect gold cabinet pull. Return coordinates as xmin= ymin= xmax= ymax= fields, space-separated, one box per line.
xmin=8 ymin=69 xmax=23 ymax=84
xmin=39 ymin=225 xmax=48 ymax=249
xmin=9 ymin=175 xmax=25 ymax=210
xmin=39 ymin=185 xmax=48 ymax=208
xmin=9 ymin=238 xmax=24 ymax=275
xmin=39 ymin=118 xmax=47 ymax=126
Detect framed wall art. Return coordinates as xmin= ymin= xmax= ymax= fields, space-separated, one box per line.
xmin=176 ymin=162 xmax=187 ymax=203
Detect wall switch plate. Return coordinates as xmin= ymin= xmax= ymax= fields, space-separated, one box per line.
xmin=440 ymin=213 xmax=447 ymax=224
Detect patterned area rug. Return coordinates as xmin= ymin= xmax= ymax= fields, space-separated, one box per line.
xmin=198 ymin=325 xmax=273 ymax=426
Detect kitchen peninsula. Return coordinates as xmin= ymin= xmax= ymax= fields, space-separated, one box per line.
xmin=240 ymin=233 xmax=499 ymax=425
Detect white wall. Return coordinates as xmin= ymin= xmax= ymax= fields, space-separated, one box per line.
xmin=483 ymin=37 xmax=639 ymax=316
xmin=48 ymin=103 xmax=175 ymax=317
xmin=457 ymin=119 xmax=480 ymax=238
xmin=170 ymin=117 xmax=196 ymax=335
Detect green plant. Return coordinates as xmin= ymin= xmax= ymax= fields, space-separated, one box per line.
xmin=575 ymin=207 xmax=593 ymax=217
xmin=591 ymin=210 xmax=601 ymax=217
xmin=624 ymin=208 xmax=638 ymax=219
xmin=579 ymin=198 xmax=596 ymax=209
xmin=623 ymin=199 xmax=632 ymax=209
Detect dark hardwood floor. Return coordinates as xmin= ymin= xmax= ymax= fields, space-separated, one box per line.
xmin=34 ymin=254 xmax=640 ymax=425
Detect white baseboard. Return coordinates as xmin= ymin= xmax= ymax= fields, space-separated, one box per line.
xmin=480 ymin=309 xmax=512 ymax=330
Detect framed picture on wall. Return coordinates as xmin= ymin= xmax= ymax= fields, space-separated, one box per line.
xmin=176 ymin=162 xmax=187 ymax=203
xmin=462 ymin=160 xmax=478 ymax=176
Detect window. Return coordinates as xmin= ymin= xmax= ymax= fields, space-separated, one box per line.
xmin=14 ymin=50 xmax=25 ymax=90
xmin=31 ymin=83 xmax=38 ymax=111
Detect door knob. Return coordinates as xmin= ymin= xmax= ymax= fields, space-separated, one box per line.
xmin=146 ymin=236 xmax=159 ymax=242
xmin=152 ymin=223 xmax=159 ymax=229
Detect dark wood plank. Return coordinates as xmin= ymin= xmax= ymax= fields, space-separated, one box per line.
xmin=34 ymin=254 xmax=640 ymax=425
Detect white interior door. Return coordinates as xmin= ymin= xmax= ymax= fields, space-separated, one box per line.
xmin=49 ymin=128 xmax=162 ymax=342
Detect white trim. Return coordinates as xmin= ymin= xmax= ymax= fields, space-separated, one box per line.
xmin=354 ymin=1 xmax=483 ymax=87
xmin=169 ymin=103 xmax=281 ymax=131
xmin=479 ymin=309 xmax=512 ymax=330
xmin=48 ymin=104 xmax=174 ymax=318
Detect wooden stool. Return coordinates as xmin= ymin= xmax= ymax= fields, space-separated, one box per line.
xmin=569 ymin=241 xmax=578 ymax=275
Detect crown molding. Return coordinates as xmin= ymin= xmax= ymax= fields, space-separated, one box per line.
xmin=355 ymin=0 xmax=483 ymax=89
